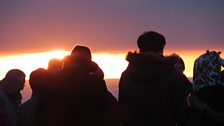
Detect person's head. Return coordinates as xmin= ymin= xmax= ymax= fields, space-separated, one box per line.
xmin=193 ymin=50 xmax=224 ymax=91
xmin=168 ymin=53 xmax=185 ymax=73
xmin=29 ymin=68 xmax=47 ymax=95
xmin=2 ymin=69 xmax=26 ymax=95
xmin=71 ymin=45 xmax=92 ymax=61
xmin=137 ymin=31 xmax=166 ymax=54
xmin=48 ymin=58 xmax=62 ymax=72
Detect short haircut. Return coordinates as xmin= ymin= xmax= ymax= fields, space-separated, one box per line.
xmin=137 ymin=31 xmax=166 ymax=53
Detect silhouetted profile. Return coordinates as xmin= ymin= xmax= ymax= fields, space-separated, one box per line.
xmin=0 ymin=69 xmax=25 ymax=126
xmin=118 ymin=31 xmax=191 ymax=126
xmin=186 ymin=50 xmax=224 ymax=126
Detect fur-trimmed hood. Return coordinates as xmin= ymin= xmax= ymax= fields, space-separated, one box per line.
xmin=124 ymin=52 xmax=174 ymax=84
xmin=62 ymin=55 xmax=99 ymax=73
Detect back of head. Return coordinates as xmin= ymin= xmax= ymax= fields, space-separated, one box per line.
xmin=71 ymin=45 xmax=92 ymax=61
xmin=168 ymin=53 xmax=185 ymax=73
xmin=137 ymin=31 xmax=166 ymax=53
xmin=48 ymin=58 xmax=62 ymax=71
xmin=29 ymin=68 xmax=47 ymax=93
xmin=193 ymin=50 xmax=223 ymax=91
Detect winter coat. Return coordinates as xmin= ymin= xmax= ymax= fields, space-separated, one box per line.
xmin=0 ymin=87 xmax=18 ymax=126
xmin=36 ymin=55 xmax=120 ymax=126
xmin=118 ymin=52 xmax=192 ymax=126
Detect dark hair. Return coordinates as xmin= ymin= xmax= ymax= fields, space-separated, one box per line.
xmin=168 ymin=53 xmax=185 ymax=71
xmin=29 ymin=68 xmax=47 ymax=92
xmin=137 ymin=31 xmax=166 ymax=53
xmin=3 ymin=69 xmax=25 ymax=82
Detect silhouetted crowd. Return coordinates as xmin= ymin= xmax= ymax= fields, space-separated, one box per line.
xmin=0 ymin=31 xmax=224 ymax=126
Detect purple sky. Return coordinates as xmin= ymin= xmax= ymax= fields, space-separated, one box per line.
xmin=0 ymin=0 xmax=223 ymax=54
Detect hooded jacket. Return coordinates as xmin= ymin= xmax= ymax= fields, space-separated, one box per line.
xmin=118 ymin=52 xmax=192 ymax=126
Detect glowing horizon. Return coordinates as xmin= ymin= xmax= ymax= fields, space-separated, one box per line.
xmin=0 ymin=50 xmax=223 ymax=80
xmin=0 ymin=50 xmax=128 ymax=80
xmin=0 ymin=50 xmax=69 ymax=80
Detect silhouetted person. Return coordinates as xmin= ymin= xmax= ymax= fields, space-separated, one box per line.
xmin=18 ymin=68 xmax=48 ymax=126
xmin=168 ymin=53 xmax=193 ymax=92
xmin=118 ymin=31 xmax=191 ymax=126
xmin=56 ymin=45 xmax=120 ymax=126
xmin=71 ymin=45 xmax=104 ymax=79
xmin=19 ymin=59 xmax=62 ymax=126
xmin=0 ymin=69 xmax=25 ymax=126
xmin=33 ymin=68 xmax=62 ymax=126
xmin=186 ymin=50 xmax=224 ymax=126
xmin=70 ymin=45 xmax=117 ymax=102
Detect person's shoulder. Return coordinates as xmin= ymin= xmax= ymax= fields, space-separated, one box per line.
xmin=167 ymin=70 xmax=191 ymax=84
xmin=168 ymin=69 xmax=187 ymax=80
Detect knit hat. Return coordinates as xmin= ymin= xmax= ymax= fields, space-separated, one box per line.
xmin=193 ymin=50 xmax=223 ymax=91
xmin=137 ymin=31 xmax=166 ymax=53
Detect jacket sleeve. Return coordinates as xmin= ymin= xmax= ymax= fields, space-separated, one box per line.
xmin=118 ymin=71 xmax=131 ymax=105
xmin=118 ymin=72 xmax=127 ymax=104
xmin=172 ymin=73 xmax=192 ymax=125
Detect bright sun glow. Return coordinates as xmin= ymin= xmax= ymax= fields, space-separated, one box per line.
xmin=92 ymin=53 xmax=128 ymax=79
xmin=0 ymin=51 xmax=128 ymax=80
xmin=1 ymin=50 xmax=222 ymax=80
xmin=0 ymin=50 xmax=69 ymax=80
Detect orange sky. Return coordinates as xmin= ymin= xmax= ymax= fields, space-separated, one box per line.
xmin=0 ymin=49 xmax=223 ymax=80
xmin=165 ymin=50 xmax=224 ymax=77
